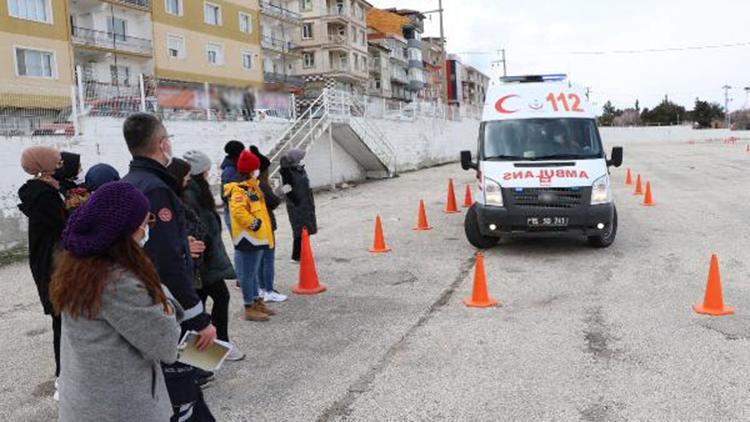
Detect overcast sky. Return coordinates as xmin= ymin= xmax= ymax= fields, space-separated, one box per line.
xmin=369 ymin=0 xmax=750 ymax=112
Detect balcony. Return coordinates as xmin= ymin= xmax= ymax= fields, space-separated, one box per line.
xmin=72 ymin=26 xmax=153 ymax=56
xmin=391 ymin=69 xmax=408 ymax=84
xmin=264 ymin=72 xmax=305 ymax=87
xmin=259 ymin=1 xmax=301 ymax=24
xmin=322 ymin=34 xmax=349 ymax=50
xmin=102 ymin=0 xmax=150 ymax=10
xmin=323 ymin=6 xmax=350 ymax=23
xmin=261 ymin=35 xmax=297 ymax=54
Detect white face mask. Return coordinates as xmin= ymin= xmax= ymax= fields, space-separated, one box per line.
xmin=251 ymin=170 xmax=260 ymax=178
xmin=137 ymin=225 xmax=150 ymax=248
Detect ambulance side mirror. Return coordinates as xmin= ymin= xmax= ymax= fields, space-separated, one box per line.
xmin=607 ymin=147 xmax=623 ymax=168
xmin=460 ymin=150 xmax=477 ymax=170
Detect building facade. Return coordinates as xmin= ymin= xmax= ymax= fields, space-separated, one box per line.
xmin=421 ymin=36 xmax=445 ymax=102
xmin=259 ymin=0 xmax=304 ymax=92
xmin=366 ymin=40 xmax=390 ymax=98
xmin=1 ymin=0 xmax=75 ymax=107
xmin=367 ymin=7 xmax=425 ymax=100
xmin=69 ymin=0 xmax=153 ymax=100
xmin=151 ymin=0 xmax=263 ymax=88
xmin=461 ymin=64 xmax=489 ymax=108
xmin=291 ymin=0 xmax=372 ymax=98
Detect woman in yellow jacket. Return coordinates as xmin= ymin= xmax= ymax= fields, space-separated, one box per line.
xmin=224 ymin=150 xmax=276 ymax=321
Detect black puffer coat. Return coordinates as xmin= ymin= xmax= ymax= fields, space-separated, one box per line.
xmin=280 ymin=157 xmax=317 ymax=238
xmin=17 ymin=179 xmax=66 ymax=314
xmin=184 ymin=180 xmax=236 ymax=286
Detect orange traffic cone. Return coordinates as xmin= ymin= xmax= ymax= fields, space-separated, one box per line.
xmin=625 ymin=168 xmax=633 ymax=185
xmin=633 ymin=174 xmax=643 ymax=195
xmin=414 ymin=200 xmax=432 ymax=231
xmin=444 ymin=179 xmax=460 ymax=214
xmin=693 ymin=254 xmax=734 ymax=316
xmin=369 ymin=215 xmax=391 ymax=253
xmin=463 ymin=184 xmax=473 ymax=208
xmin=292 ymin=228 xmax=327 ymax=295
xmin=464 ymin=253 xmax=498 ymax=308
xmin=642 ymin=181 xmax=655 ymax=206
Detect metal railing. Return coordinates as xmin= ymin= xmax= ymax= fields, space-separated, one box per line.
xmin=71 ymin=26 xmax=153 ymax=55
xmin=259 ymin=0 xmax=301 ymax=22
xmin=268 ymin=90 xmax=330 ymax=179
xmin=103 ymin=0 xmax=150 ymax=8
xmin=326 ymin=6 xmax=349 ymax=17
xmin=263 ymin=72 xmax=305 ymax=87
xmin=324 ymin=34 xmax=349 ymax=47
xmin=261 ymin=35 xmax=297 ymax=53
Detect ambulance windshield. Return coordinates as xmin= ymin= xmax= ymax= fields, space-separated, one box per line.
xmin=482 ymin=118 xmax=603 ymax=161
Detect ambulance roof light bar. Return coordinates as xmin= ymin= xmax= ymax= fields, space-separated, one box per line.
xmin=499 ymin=74 xmax=568 ymax=84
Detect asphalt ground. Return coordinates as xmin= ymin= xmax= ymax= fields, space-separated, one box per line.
xmin=1 ymin=137 xmax=750 ymax=421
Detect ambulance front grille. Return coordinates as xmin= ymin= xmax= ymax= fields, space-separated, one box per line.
xmin=510 ymin=188 xmax=583 ymax=209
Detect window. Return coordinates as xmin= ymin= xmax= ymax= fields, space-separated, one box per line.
xmin=301 ymin=0 xmax=312 ymax=12
xmin=167 ymin=34 xmax=185 ymax=58
xmin=107 ymin=17 xmax=127 ymax=42
xmin=206 ymin=42 xmax=224 ymax=65
xmin=241 ymin=51 xmax=253 ymax=70
xmin=302 ymin=23 xmax=313 ymax=39
xmin=362 ymin=57 xmax=367 ymax=72
xmin=354 ymin=4 xmax=362 ymax=20
xmin=165 ymin=0 xmax=182 ymax=16
xmin=353 ymin=54 xmax=359 ymax=71
xmin=7 ymin=0 xmax=51 ymax=23
xmin=359 ymin=29 xmax=366 ymax=46
xmin=303 ymin=52 xmax=314 ymax=68
xmin=204 ymin=2 xmax=222 ymax=26
xmin=15 ymin=47 xmax=55 ymax=78
xmin=110 ymin=65 xmax=130 ymax=86
xmin=239 ymin=12 xmax=252 ymax=34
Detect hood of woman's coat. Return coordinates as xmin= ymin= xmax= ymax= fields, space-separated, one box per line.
xmin=280 ymin=149 xmax=305 ymax=168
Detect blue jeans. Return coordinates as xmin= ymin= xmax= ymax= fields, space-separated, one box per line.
xmin=234 ymin=249 xmax=263 ymax=306
xmin=258 ymin=247 xmax=275 ymax=292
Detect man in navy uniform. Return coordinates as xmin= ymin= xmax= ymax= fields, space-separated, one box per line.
xmin=122 ymin=113 xmax=216 ymax=422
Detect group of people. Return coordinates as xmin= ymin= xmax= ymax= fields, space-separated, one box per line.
xmin=18 ymin=112 xmax=318 ymax=421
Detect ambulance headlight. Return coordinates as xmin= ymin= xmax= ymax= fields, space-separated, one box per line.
xmin=484 ymin=177 xmax=504 ymax=207
xmin=591 ymin=175 xmax=612 ymax=205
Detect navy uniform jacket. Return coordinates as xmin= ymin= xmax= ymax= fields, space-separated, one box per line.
xmin=123 ymin=156 xmax=210 ymax=332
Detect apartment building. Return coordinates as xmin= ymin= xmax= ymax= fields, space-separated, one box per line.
xmin=461 ymin=64 xmax=489 ymax=107
xmin=259 ymin=0 xmax=304 ymax=91
xmin=366 ymin=41 xmax=390 ymax=98
xmin=367 ymin=30 xmax=408 ymax=101
xmin=1 ymin=0 xmax=74 ymax=108
xmin=151 ymin=0 xmax=263 ymax=89
xmin=367 ymin=7 xmax=425 ymax=100
xmin=421 ymin=36 xmax=445 ymax=102
xmin=69 ymin=0 xmax=153 ymax=99
xmin=292 ymin=0 xmax=372 ymax=98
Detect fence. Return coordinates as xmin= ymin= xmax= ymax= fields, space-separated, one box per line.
xmin=358 ymin=95 xmax=482 ymax=122
xmin=0 ymin=71 xmax=297 ymax=136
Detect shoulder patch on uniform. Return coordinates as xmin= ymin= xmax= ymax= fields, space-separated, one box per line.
xmin=158 ymin=208 xmax=173 ymax=222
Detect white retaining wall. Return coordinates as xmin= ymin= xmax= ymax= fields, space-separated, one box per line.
xmin=2 ymin=121 xmax=748 ymax=252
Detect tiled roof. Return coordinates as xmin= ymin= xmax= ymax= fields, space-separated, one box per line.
xmin=366 ymin=8 xmax=409 ymax=36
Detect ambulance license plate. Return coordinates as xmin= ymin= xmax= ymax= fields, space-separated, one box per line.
xmin=527 ymin=217 xmax=569 ymax=227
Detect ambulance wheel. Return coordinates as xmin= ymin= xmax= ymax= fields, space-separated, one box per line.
xmin=465 ymin=205 xmax=499 ymax=249
xmin=588 ymin=207 xmax=618 ymax=248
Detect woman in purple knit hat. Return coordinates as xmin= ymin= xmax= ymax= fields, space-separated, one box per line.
xmin=50 ymin=181 xmax=182 ymax=422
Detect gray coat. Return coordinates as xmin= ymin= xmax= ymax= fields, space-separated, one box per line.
xmin=58 ymin=271 xmax=182 ymax=422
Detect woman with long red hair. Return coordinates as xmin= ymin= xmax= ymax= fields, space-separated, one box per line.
xmin=51 ymin=181 xmax=182 ymax=421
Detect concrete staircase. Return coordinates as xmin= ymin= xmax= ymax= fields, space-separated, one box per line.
xmin=268 ymin=89 xmax=397 ymax=185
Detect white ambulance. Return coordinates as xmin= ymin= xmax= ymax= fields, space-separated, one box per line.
xmin=460 ymin=74 xmax=623 ymax=248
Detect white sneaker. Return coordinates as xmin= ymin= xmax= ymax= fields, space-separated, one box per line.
xmin=264 ymin=290 xmax=288 ymax=303
xmin=225 ymin=344 xmax=246 ymax=362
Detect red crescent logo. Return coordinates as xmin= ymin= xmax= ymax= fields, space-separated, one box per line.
xmin=495 ymin=95 xmax=520 ymax=114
